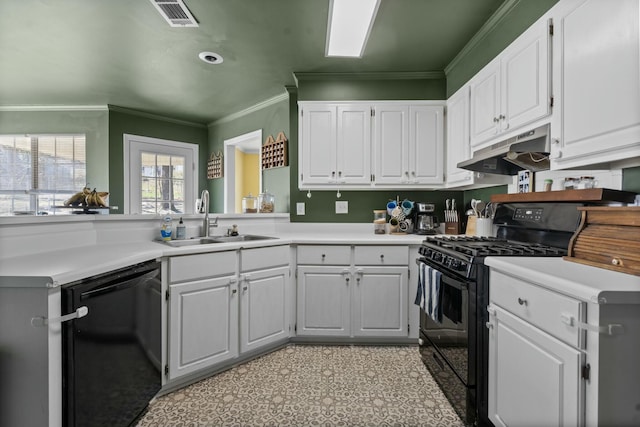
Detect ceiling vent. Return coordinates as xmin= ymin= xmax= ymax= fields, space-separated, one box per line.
xmin=149 ymin=0 xmax=198 ymax=27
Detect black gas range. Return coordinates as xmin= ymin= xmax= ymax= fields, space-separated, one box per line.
xmin=416 ymin=202 xmax=583 ymax=426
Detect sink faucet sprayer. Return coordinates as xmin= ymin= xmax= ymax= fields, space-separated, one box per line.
xmin=200 ymin=190 xmax=218 ymax=237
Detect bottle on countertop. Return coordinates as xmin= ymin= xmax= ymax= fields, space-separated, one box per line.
xmin=176 ymin=217 xmax=186 ymax=240
xmin=160 ymin=216 xmax=173 ymax=241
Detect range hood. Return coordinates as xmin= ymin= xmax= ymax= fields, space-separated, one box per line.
xmin=457 ymin=124 xmax=551 ymax=175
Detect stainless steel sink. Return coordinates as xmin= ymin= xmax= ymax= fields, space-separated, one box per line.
xmin=162 ymin=237 xmax=223 ymax=247
xmin=158 ymin=234 xmax=276 ymax=247
xmin=210 ymin=234 xmax=277 ymax=243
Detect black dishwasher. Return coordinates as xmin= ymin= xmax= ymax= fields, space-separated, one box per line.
xmin=62 ymin=260 xmax=162 ymax=427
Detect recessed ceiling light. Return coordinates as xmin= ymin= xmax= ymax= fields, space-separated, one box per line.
xmin=326 ymin=0 xmax=380 ymax=58
xmin=199 ymin=51 xmax=224 ymax=65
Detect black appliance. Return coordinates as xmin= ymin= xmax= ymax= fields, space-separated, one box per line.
xmin=414 ymin=202 xmax=439 ymax=235
xmin=62 ymin=260 xmax=162 ymax=427
xmin=416 ymin=202 xmax=582 ymax=426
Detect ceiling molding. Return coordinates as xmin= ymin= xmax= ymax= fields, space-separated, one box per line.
xmin=107 ymin=105 xmax=207 ymax=128
xmin=209 ymin=92 xmax=289 ymax=127
xmin=0 ymin=105 xmax=108 ymax=112
xmin=444 ymin=0 xmax=520 ymax=75
xmin=293 ymin=71 xmax=445 ymax=85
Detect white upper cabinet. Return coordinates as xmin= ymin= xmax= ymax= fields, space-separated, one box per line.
xmin=298 ymin=103 xmax=370 ymax=188
xmin=550 ymin=0 xmax=640 ymax=169
xmin=298 ymin=101 xmax=444 ymax=189
xmin=445 ymin=86 xmax=474 ymax=186
xmin=470 ymin=18 xmax=552 ymax=149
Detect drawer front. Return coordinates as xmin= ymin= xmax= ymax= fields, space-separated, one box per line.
xmin=354 ymin=245 xmax=408 ymax=266
xmin=170 ymin=251 xmax=237 ymax=283
xmin=241 ymin=245 xmax=289 ymax=271
xmin=297 ymin=245 xmax=351 ymax=265
xmin=491 ymin=270 xmax=583 ymax=347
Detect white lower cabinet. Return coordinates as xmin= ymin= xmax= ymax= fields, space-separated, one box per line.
xmin=168 ymin=274 xmax=239 ymax=380
xmin=353 ymin=266 xmax=407 ymax=337
xmin=487 ymin=264 xmax=640 ymax=426
xmin=296 ymin=245 xmax=409 ymax=339
xmin=240 ymin=246 xmax=291 ymax=353
xmin=488 ymin=305 xmax=582 ymax=426
xmin=297 ymin=265 xmax=351 ymax=336
xmin=167 ymin=245 xmax=291 ymax=381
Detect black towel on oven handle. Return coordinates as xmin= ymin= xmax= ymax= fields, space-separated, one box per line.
xmin=441 ymin=282 xmax=462 ymax=324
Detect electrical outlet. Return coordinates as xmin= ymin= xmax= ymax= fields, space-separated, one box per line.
xmin=296 ymin=202 xmax=305 ymax=215
xmin=335 ymin=201 xmax=348 ymax=214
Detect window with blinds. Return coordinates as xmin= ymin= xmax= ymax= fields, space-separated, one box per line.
xmin=0 ymin=134 xmax=86 ymax=215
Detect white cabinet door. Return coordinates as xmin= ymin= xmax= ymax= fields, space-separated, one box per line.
xmin=299 ymin=104 xmax=337 ymax=186
xmin=299 ymin=103 xmax=371 ymax=187
xmin=353 ymin=266 xmax=408 ymax=337
xmin=373 ymin=104 xmax=409 ymax=185
xmin=336 ymin=104 xmax=372 ymax=185
xmin=240 ymin=266 xmax=290 ymax=353
xmin=470 ymin=18 xmax=551 ymax=149
xmin=470 ymin=60 xmax=501 ymax=147
xmin=488 ymin=305 xmax=583 ymax=427
xmin=551 ymin=0 xmax=640 ymax=169
xmin=296 ymin=265 xmax=351 ymax=336
xmin=500 ymin=18 xmax=550 ymax=134
xmin=445 ymin=86 xmax=474 ymax=187
xmin=168 ymin=275 xmax=239 ymax=380
xmin=408 ymin=105 xmax=444 ymax=185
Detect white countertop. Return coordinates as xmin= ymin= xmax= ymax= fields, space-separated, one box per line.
xmin=486 ymin=257 xmax=640 ymax=304
xmin=0 ymin=227 xmax=426 ymax=288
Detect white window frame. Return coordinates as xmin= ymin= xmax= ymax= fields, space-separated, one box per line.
xmin=123 ymin=134 xmax=198 ymax=215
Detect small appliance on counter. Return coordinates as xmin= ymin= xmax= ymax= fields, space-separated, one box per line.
xmin=413 ymin=202 xmax=439 ymax=235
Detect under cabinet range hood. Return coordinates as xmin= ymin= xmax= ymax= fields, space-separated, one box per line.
xmin=457 ymin=124 xmax=551 ymax=175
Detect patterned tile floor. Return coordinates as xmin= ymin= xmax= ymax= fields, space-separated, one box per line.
xmin=137 ymin=344 xmax=463 ymax=427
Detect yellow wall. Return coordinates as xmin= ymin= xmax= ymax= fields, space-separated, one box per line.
xmin=234 ymin=149 xmax=260 ymax=213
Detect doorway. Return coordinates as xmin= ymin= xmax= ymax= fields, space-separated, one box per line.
xmin=224 ymin=130 xmax=262 ymax=213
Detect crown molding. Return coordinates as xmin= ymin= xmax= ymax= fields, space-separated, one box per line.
xmin=107 ymin=105 xmax=207 ymax=128
xmin=444 ymin=0 xmax=520 ymax=75
xmin=293 ymin=71 xmax=445 ymax=86
xmin=209 ymin=92 xmax=289 ymax=127
xmin=0 ymin=105 xmax=108 ymax=112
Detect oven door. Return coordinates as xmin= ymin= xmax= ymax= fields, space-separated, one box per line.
xmin=417 ymin=258 xmax=473 ymax=387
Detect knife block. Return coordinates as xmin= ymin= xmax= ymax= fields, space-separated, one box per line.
xmin=445 ymin=221 xmax=460 ymax=235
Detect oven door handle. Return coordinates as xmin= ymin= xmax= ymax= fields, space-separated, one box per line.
xmin=416 ymin=258 xmax=468 ymax=291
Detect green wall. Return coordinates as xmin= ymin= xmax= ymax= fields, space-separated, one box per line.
xmin=207 ymin=97 xmax=290 ymax=213
xmin=296 ymin=76 xmax=446 ymax=102
xmin=445 ymin=0 xmax=559 ymax=97
xmin=622 ymin=166 xmax=640 ymax=194
xmin=108 ymin=107 xmax=208 ymax=213
xmin=0 ymin=110 xmax=109 ymax=190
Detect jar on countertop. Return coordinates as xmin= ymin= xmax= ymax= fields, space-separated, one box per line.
xmin=373 ymin=210 xmax=386 ymax=234
xmin=242 ymin=193 xmax=258 ymax=213
xmin=258 ymin=190 xmax=275 ymax=213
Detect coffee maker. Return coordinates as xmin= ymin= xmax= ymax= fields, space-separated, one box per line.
xmin=414 ymin=202 xmax=439 ymax=235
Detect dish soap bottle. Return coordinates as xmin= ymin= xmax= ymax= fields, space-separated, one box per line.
xmin=176 ymin=217 xmax=186 ymax=240
xmin=160 ymin=216 xmax=173 ymax=241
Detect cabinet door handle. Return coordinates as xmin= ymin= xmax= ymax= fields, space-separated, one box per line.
xmin=380 ymin=254 xmax=385 ymax=261
xmin=243 ymin=286 xmax=248 ymax=292
xmin=517 ymin=297 xmax=527 ymax=306
xmin=232 ymin=289 xmax=237 ymax=294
